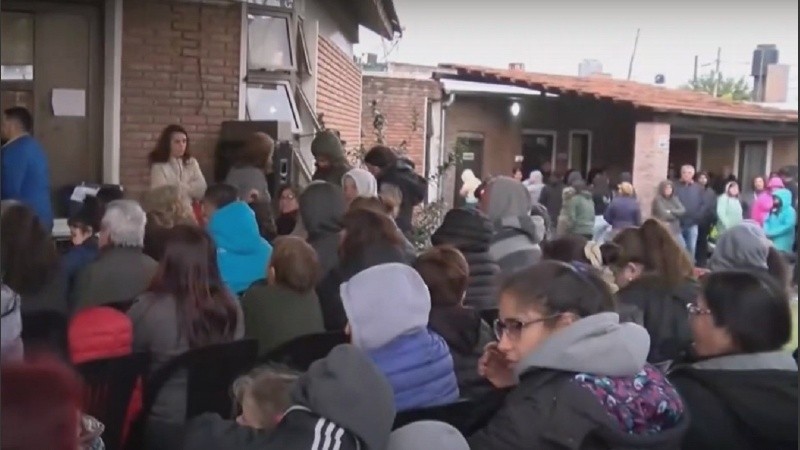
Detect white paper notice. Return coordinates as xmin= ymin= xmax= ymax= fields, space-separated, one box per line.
xmin=52 ymin=88 xmax=86 ymax=117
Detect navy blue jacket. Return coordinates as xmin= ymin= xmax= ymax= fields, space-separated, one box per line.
xmin=674 ymin=181 xmax=705 ymax=227
xmin=368 ymin=328 xmax=459 ymax=412
xmin=1 ymin=135 xmax=53 ymax=231
xmin=62 ymin=237 xmax=99 ymax=285
xmin=603 ymin=196 xmax=641 ymax=229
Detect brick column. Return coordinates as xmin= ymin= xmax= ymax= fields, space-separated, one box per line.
xmin=632 ymin=122 xmax=671 ymax=220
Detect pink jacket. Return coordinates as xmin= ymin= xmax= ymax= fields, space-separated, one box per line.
xmin=750 ymin=177 xmax=784 ymax=226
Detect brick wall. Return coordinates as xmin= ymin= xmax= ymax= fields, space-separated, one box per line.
xmin=316 ymin=36 xmax=361 ymax=152
xmin=361 ymin=75 xmax=441 ymax=172
xmin=120 ymin=0 xmax=240 ymax=196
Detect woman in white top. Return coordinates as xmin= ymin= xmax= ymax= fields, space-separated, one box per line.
xmin=149 ymin=124 xmax=207 ymax=210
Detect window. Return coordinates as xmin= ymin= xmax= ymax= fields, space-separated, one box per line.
xmin=246 ymin=81 xmax=301 ymax=133
xmin=296 ymin=17 xmax=312 ymax=76
xmin=1 ymin=12 xmax=35 ymax=80
xmin=247 ymin=13 xmax=293 ymax=71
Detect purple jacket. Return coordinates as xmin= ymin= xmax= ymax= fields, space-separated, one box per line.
xmin=603 ymin=196 xmax=641 ymax=230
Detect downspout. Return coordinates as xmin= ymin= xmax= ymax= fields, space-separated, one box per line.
xmin=439 ymin=92 xmax=456 ymax=200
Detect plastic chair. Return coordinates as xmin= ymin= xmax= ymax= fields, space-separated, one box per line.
xmin=259 ymin=331 xmax=348 ymax=371
xmin=77 ymin=353 xmax=148 ymax=450
xmin=393 ymin=399 xmax=476 ymax=434
xmin=142 ymin=339 xmax=258 ymax=421
xmin=21 ymin=310 xmax=68 ymax=358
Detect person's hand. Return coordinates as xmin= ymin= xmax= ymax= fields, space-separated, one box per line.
xmin=478 ymin=342 xmax=517 ymax=388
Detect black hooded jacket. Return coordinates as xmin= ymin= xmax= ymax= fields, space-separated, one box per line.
xmin=668 ymin=352 xmax=798 ymax=450
xmin=616 ymin=275 xmax=699 ymax=364
xmin=431 ymin=208 xmax=501 ymax=310
xmin=428 ymin=305 xmax=494 ymax=400
xmin=182 ymin=344 xmax=396 ymax=450
xmin=377 ymin=160 xmax=427 ymax=234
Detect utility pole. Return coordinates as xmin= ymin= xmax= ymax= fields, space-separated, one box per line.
xmin=712 ymin=47 xmax=722 ymax=97
xmin=627 ymin=28 xmax=641 ymax=81
xmin=693 ymin=55 xmax=699 ymax=85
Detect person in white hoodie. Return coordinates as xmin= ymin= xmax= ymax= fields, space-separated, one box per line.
xmin=340 ymin=262 xmax=459 ymax=412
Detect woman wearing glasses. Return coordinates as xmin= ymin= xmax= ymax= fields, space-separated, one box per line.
xmin=468 ymin=261 xmax=688 ymax=450
xmin=668 ymin=271 xmax=797 ymax=450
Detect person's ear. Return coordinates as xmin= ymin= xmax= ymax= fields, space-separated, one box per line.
xmin=267 ymin=266 xmax=276 ymax=284
xmin=344 ymin=322 xmax=351 ymax=337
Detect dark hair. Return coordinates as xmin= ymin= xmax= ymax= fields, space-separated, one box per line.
xmin=149 ymin=124 xmax=191 ymax=164
xmin=701 ymin=270 xmax=792 ymax=352
xmin=609 ymin=219 xmax=694 ymax=287
xmin=235 ymin=132 xmax=274 ymax=169
xmin=500 ymin=261 xmax=615 ymax=327
xmin=3 ymin=107 xmax=33 ymax=132
xmin=363 ymin=145 xmax=397 ymax=170
xmin=203 ymin=183 xmax=238 ymax=209
xmin=67 ymin=200 xmax=102 ymax=234
xmin=96 ymin=185 xmax=124 ymax=204
xmin=766 ymin=247 xmax=790 ymax=287
xmin=413 ymin=246 xmax=469 ymax=306
xmin=1 ymin=204 xmax=59 ymax=295
xmin=541 ymin=235 xmax=590 ymax=264
xmin=149 ymin=225 xmax=239 ymax=348
xmin=1 ymin=357 xmax=82 ymax=450
xmin=339 ymin=208 xmax=402 ymax=264
xmin=270 ymin=236 xmax=319 ymax=293
xmin=349 ymin=196 xmax=392 ymax=216
xmin=512 ymin=165 xmax=523 ymax=176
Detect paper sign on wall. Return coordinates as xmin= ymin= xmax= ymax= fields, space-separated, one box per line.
xmin=52 ymin=89 xmax=86 ymax=117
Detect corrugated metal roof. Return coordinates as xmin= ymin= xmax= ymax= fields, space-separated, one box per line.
xmin=439 ymin=64 xmax=799 ymax=123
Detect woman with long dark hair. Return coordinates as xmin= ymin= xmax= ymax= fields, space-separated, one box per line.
xmin=127 ymin=225 xmax=243 ymax=444
xmin=1 ymin=202 xmax=67 ymax=315
xmin=149 ymin=124 xmax=207 ymax=212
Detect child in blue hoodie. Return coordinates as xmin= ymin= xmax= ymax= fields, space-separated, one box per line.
xmin=764 ymin=188 xmax=797 ymax=253
xmin=203 ymin=184 xmax=272 ymax=296
xmin=62 ymin=200 xmax=101 ymax=289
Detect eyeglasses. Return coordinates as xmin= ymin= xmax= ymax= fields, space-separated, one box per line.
xmin=492 ymin=314 xmax=561 ymax=341
xmin=686 ymin=302 xmax=711 ymax=316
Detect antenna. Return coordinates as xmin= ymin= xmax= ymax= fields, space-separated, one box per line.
xmin=627 ymin=28 xmax=641 ymax=81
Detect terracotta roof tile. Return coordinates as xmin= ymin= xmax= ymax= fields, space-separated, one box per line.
xmin=440 ymin=64 xmax=798 ymax=123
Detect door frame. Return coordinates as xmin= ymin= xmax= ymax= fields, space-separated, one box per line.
xmin=734 ymin=137 xmax=773 ymax=180
xmin=670 ymin=134 xmax=703 ymax=170
xmin=521 ymin=128 xmax=557 ymax=169
xmin=567 ymin=129 xmax=592 ymax=173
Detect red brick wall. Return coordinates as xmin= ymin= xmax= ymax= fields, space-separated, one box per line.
xmin=316 ymin=36 xmax=361 ymax=151
xmin=120 ymin=1 xmax=240 ymax=196
xmin=361 ymin=75 xmax=440 ymax=173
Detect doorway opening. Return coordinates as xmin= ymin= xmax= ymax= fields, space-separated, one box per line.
xmin=521 ymin=130 xmax=556 ymax=180
xmin=568 ymin=130 xmax=591 ymax=179
xmin=668 ymin=136 xmax=701 ymax=179
xmin=453 ymin=133 xmax=484 ymax=207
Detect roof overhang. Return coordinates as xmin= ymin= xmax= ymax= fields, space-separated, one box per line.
xmin=661 ymin=113 xmax=799 ymax=137
xmin=353 ymin=0 xmax=402 ymax=40
xmin=440 ymin=78 xmax=558 ymax=98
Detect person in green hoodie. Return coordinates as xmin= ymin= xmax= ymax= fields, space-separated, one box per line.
xmin=564 ymin=180 xmax=596 ymax=239
xmin=310 ymin=130 xmax=350 ymax=186
xmin=241 ymin=236 xmax=325 ymax=357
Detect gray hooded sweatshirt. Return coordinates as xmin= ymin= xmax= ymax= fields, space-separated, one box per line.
xmin=387 ymin=421 xmax=469 ymax=450
xmin=515 ymin=312 xmax=650 ymax=378
xmin=707 ymin=220 xmax=771 ymax=272
xmin=485 ymin=177 xmax=545 ymax=273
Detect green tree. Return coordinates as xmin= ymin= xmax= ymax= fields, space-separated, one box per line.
xmin=682 ymin=71 xmax=752 ymax=101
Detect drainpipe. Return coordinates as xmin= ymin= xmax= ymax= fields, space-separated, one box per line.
xmin=439 ymin=93 xmax=456 ymax=200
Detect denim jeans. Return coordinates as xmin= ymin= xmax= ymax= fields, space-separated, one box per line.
xmin=681 ymin=225 xmax=699 ymax=263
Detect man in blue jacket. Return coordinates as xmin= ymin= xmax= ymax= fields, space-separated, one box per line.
xmin=674 ymin=164 xmax=704 ymax=263
xmin=1 ymin=107 xmax=53 ymax=231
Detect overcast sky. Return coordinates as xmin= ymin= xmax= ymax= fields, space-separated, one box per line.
xmin=355 ymin=0 xmax=799 ymax=105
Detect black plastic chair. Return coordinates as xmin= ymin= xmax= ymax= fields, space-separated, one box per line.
xmin=259 ymin=331 xmax=348 ymax=371
xmin=479 ymin=309 xmax=498 ymax=327
xmin=142 ymin=339 xmax=258 ymax=421
xmin=393 ymin=399 xmax=476 ymax=433
xmin=21 ymin=310 xmax=68 ymax=358
xmin=77 ymin=353 xmax=149 ymax=450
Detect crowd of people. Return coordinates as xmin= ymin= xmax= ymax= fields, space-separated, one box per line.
xmin=1 ymin=110 xmax=798 ymax=450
